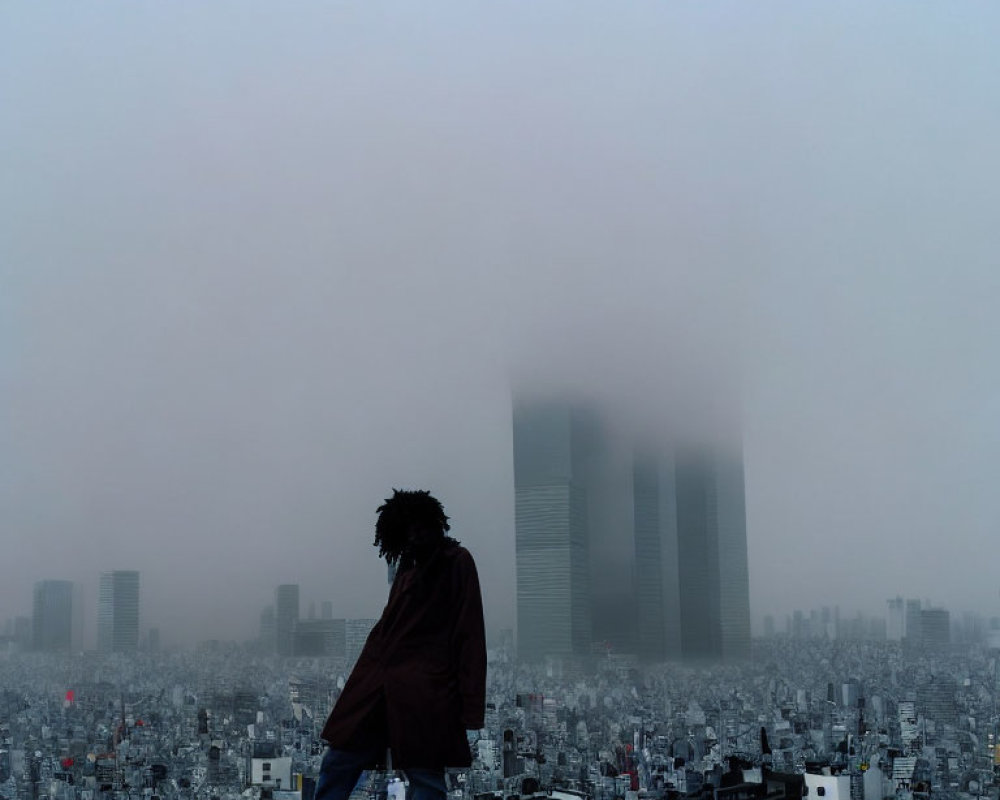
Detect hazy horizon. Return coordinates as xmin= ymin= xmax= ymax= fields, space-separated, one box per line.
xmin=3 ymin=3 xmax=999 ymax=647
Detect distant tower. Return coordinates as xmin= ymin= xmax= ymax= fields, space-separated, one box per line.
xmin=32 ymin=580 xmax=74 ymax=652
xmin=887 ymin=597 xmax=904 ymax=642
xmin=98 ymin=573 xmax=113 ymax=653
xmin=274 ymin=585 xmax=300 ymax=656
xmin=97 ymin=571 xmax=140 ymax=653
xmin=920 ymin=608 xmax=950 ymax=652
xmin=259 ymin=606 xmax=276 ymax=652
xmin=904 ymin=599 xmax=923 ymax=654
xmin=513 ymin=402 xmax=593 ymax=660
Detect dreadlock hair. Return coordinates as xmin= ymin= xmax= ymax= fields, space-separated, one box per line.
xmin=374 ymin=489 xmax=458 ymax=570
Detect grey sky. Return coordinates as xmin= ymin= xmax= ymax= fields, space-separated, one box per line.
xmin=2 ymin=3 xmax=999 ymax=645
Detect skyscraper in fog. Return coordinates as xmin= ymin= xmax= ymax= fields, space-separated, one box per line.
xmin=674 ymin=452 xmax=750 ymax=661
xmin=921 ymin=608 xmax=951 ymax=652
xmin=97 ymin=571 xmax=140 ymax=653
xmin=513 ymin=394 xmax=750 ymax=663
xmin=275 ymin=584 xmax=300 ymax=656
xmin=887 ymin=596 xmax=905 ymax=641
xmin=632 ymin=453 xmax=681 ymax=660
xmin=904 ymin=599 xmax=923 ymax=654
xmin=513 ymin=403 xmax=593 ymax=660
xmin=676 ymin=452 xmax=750 ymax=660
xmin=714 ymin=454 xmax=751 ymax=660
xmin=585 ymin=420 xmax=637 ymax=655
xmin=32 ymin=580 xmax=73 ymax=652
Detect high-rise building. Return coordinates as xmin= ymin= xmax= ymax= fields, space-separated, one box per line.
xmin=675 ymin=451 xmax=750 ymax=661
xmin=904 ymin=599 xmax=922 ymax=654
xmin=585 ymin=421 xmax=637 ymax=655
xmin=887 ymin=597 xmax=905 ymax=642
xmin=97 ymin=571 xmax=140 ymax=653
xmin=32 ymin=580 xmax=74 ymax=652
xmin=920 ymin=608 xmax=950 ymax=652
xmin=632 ymin=452 xmax=680 ymax=660
xmin=513 ymin=395 xmax=750 ymax=663
xmin=275 ymin=585 xmax=300 ymax=656
xmin=714 ymin=454 xmax=751 ymax=660
xmin=917 ymin=674 xmax=957 ymax=729
xmin=513 ymin=403 xmax=593 ymax=661
xmin=675 ymin=457 xmax=720 ymax=659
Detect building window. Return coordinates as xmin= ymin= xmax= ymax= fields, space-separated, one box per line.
xmin=817 ymin=788 xmax=825 ymax=797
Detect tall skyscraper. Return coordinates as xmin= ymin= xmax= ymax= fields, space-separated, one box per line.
xmin=513 ymin=392 xmax=751 ymax=663
xmin=275 ymin=584 xmax=300 ymax=656
xmin=97 ymin=571 xmax=140 ymax=653
xmin=675 ymin=457 xmax=720 ymax=659
xmin=259 ymin=606 xmax=276 ymax=652
xmin=904 ymin=599 xmax=923 ymax=654
xmin=632 ymin=453 xmax=681 ymax=661
xmin=674 ymin=451 xmax=750 ymax=661
xmin=32 ymin=580 xmax=74 ymax=652
xmin=98 ymin=574 xmax=113 ymax=653
xmin=714 ymin=454 xmax=751 ymax=660
xmin=513 ymin=403 xmax=593 ymax=661
xmin=585 ymin=421 xmax=637 ymax=655
xmin=887 ymin=597 xmax=905 ymax=641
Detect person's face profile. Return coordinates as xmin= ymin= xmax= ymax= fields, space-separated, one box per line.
xmin=405 ymin=522 xmax=436 ymax=558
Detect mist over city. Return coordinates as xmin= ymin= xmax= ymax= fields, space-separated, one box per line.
xmin=4 ymin=2 xmax=998 ymax=648
xmin=3 ymin=6 xmax=1000 ymax=800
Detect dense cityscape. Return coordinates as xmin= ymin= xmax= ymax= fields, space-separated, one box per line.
xmin=4 ymin=630 xmax=1000 ymax=800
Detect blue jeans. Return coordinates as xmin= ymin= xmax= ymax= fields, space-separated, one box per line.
xmin=315 ymin=747 xmax=446 ymax=800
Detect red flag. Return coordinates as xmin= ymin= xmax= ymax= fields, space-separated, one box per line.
xmin=65 ymin=690 xmax=75 ymax=703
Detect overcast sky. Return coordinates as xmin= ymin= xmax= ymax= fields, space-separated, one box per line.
xmin=3 ymin=3 xmax=999 ymax=646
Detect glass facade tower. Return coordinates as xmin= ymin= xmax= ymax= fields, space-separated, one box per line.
xmin=32 ymin=580 xmax=74 ymax=652
xmin=513 ymin=403 xmax=592 ymax=661
xmin=632 ymin=454 xmax=681 ymax=661
xmin=275 ymin=584 xmax=300 ymax=656
xmin=675 ymin=454 xmax=750 ymax=661
xmin=97 ymin=570 xmax=140 ymax=653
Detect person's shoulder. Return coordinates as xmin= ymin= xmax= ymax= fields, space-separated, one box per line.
xmin=443 ymin=541 xmax=477 ymax=567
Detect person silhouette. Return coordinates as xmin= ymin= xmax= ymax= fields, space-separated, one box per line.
xmin=316 ymin=489 xmax=486 ymax=800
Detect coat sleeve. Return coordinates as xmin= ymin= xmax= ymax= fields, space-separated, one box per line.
xmin=452 ymin=549 xmax=487 ymax=729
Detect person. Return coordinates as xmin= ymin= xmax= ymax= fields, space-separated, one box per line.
xmin=316 ymin=489 xmax=486 ymax=800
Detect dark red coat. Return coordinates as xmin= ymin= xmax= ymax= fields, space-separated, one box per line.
xmin=321 ymin=542 xmax=486 ymax=769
